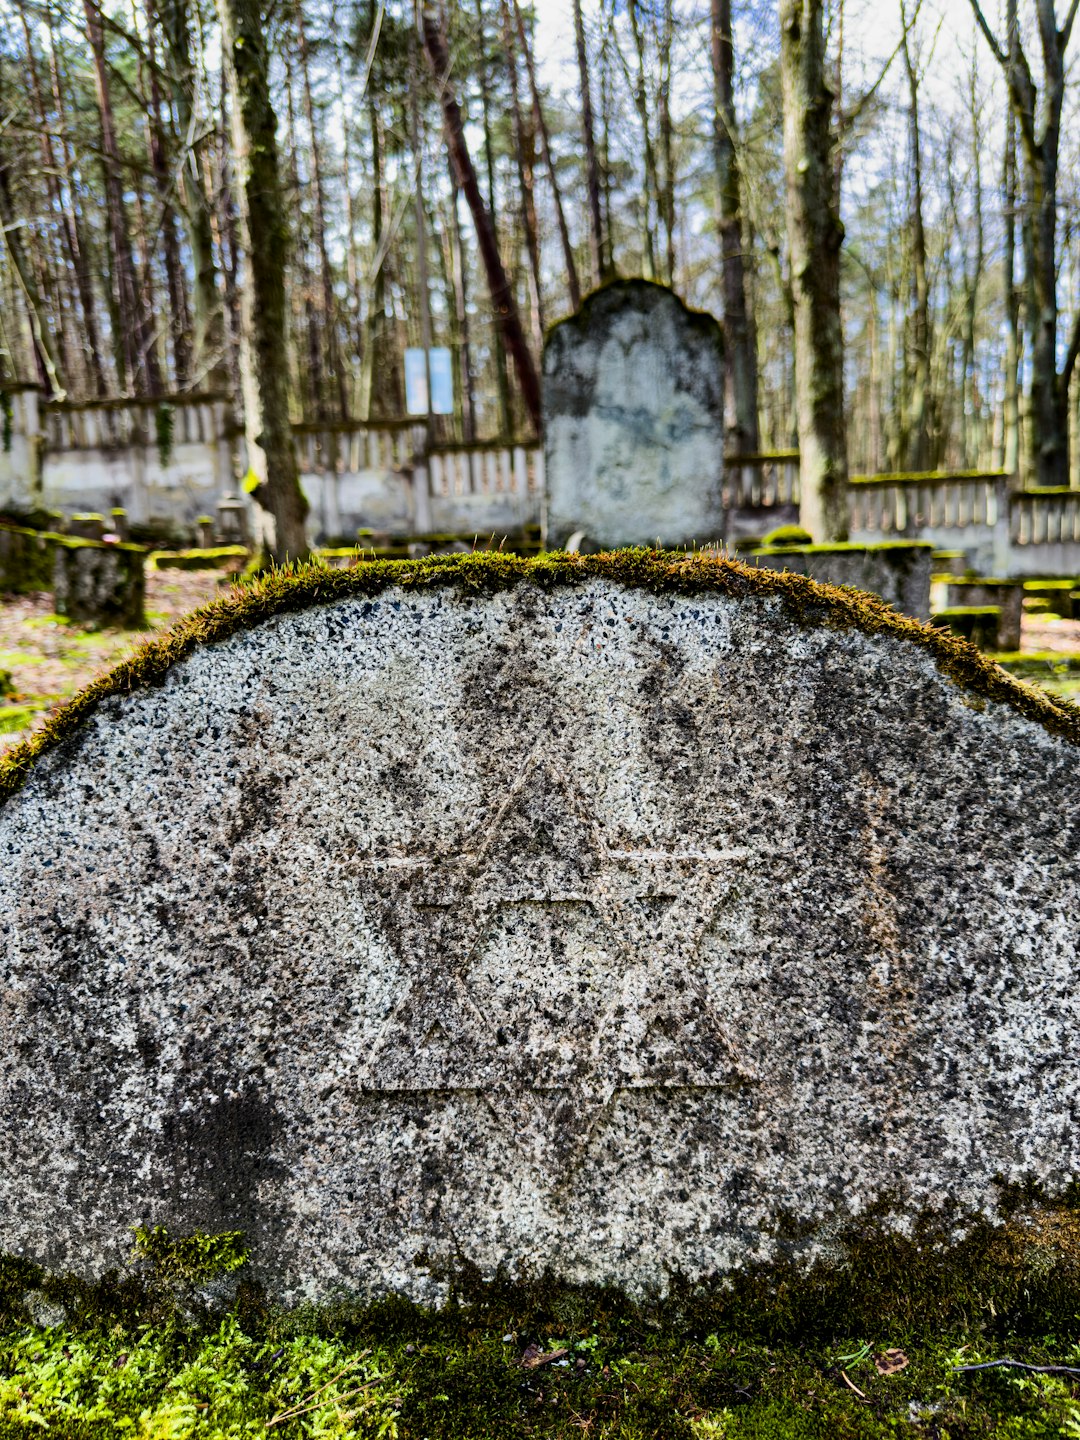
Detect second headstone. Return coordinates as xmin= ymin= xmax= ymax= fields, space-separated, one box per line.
xmin=543 ymin=281 xmax=725 ymax=550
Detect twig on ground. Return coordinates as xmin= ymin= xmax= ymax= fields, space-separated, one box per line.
xmin=953 ymin=1359 xmax=1080 ymax=1378
xmin=839 ymin=1369 xmax=870 ymax=1402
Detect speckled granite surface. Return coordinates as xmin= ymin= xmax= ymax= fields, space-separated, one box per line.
xmin=1 ymin=577 xmax=1077 ymax=1302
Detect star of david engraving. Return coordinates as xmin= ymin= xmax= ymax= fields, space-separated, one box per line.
xmin=349 ymin=748 xmax=769 ymax=1185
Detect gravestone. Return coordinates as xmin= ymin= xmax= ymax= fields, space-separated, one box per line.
xmin=1 ymin=555 xmax=1078 ymax=1305
xmin=543 ymin=282 xmax=725 ymax=549
xmin=748 ymin=540 xmax=935 ymax=619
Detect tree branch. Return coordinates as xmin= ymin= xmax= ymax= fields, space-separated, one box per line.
xmin=843 ymin=0 xmax=925 ymax=129
xmin=966 ymin=0 xmax=1007 ymax=64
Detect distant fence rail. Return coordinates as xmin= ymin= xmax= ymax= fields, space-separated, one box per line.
xmin=427 ymin=443 xmax=542 ymax=500
xmin=847 ymin=469 xmax=1007 ymax=535
xmin=6 ymin=398 xmax=1080 ymax=565
xmin=1010 ymin=487 xmax=1080 ymax=546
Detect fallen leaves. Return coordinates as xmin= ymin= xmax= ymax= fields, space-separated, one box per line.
xmin=874 ymin=1349 xmax=909 ymax=1375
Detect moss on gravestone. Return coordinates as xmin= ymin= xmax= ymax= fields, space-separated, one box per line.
xmin=1 ymin=548 xmax=1078 ymax=809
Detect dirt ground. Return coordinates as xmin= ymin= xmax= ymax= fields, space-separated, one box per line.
xmin=0 ymin=569 xmax=224 ymax=754
xmin=1 ymin=575 xmax=1078 ymax=757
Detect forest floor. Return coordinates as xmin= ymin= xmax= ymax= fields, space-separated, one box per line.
xmin=1 ymin=1272 xmax=1079 ymax=1438
xmin=0 ymin=569 xmax=223 ymax=754
xmin=1 ymin=573 xmax=1078 ymax=757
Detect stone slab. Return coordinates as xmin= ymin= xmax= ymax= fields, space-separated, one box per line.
xmin=748 ymin=542 xmax=935 ymax=620
xmin=543 ymin=281 xmax=725 ymax=549
xmin=1 ymin=559 xmax=1078 ymax=1304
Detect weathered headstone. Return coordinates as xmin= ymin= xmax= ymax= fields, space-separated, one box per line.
xmin=748 ymin=540 xmax=935 ymax=619
xmin=1 ymin=555 xmax=1078 ymax=1305
xmin=543 ymin=282 xmax=725 ymax=549
xmin=52 ymin=536 xmax=146 ymax=627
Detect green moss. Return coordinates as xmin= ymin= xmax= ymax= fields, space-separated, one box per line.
xmin=2 ymin=548 xmax=1079 ymax=808
xmin=850 ymin=468 xmax=1008 ymax=486
xmin=751 ymin=541 xmax=934 ymax=556
xmin=2 ymin=1208 xmax=1080 ymax=1436
xmin=760 ymin=524 xmax=812 ymax=547
xmin=150 ymin=547 xmax=249 ymax=571
xmin=933 ymin=605 xmax=1002 ymax=618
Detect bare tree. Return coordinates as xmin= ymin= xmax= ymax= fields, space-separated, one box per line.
xmin=780 ymin=0 xmax=848 ymax=539
xmin=969 ymin=0 xmax=1080 ymax=485
xmin=711 ymin=0 xmax=760 ymax=456
xmin=420 ymin=2 xmax=541 ymax=434
xmin=218 ymin=0 xmax=309 ymax=561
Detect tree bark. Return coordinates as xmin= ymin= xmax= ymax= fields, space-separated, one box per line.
xmin=421 ymin=5 xmax=541 ymax=435
xmin=218 ymin=0 xmax=308 ymax=561
xmin=162 ymin=0 xmax=227 ymax=388
xmin=710 ymin=0 xmax=760 ymax=457
xmin=43 ymin=4 xmax=108 ymax=394
xmin=502 ymin=0 xmax=544 ymax=353
xmin=144 ymin=1 xmax=192 ymax=388
xmin=572 ymin=0 xmax=605 ymax=286
xmin=900 ymin=4 xmax=933 ymax=470
xmin=626 ymin=0 xmax=661 ymax=281
xmin=969 ymin=0 xmax=1078 ymax=485
xmin=779 ymin=0 xmax=849 ymax=540
xmin=512 ymin=0 xmax=581 ymax=310
xmin=84 ymin=0 xmax=155 ymax=394
xmin=1001 ymin=108 xmax=1020 ymax=476
xmin=296 ymin=0 xmax=347 ymax=419
xmin=0 ymin=112 xmax=66 ymax=396
xmin=472 ymin=0 xmax=511 ymax=434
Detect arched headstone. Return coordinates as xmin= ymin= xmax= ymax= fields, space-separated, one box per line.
xmin=1 ymin=554 xmax=1078 ymax=1303
xmin=543 ymin=281 xmax=725 ymax=549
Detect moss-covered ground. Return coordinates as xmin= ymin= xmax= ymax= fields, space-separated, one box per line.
xmin=3 ymin=1220 xmax=1080 ymax=1439
xmin=0 ymin=570 xmax=222 ymax=754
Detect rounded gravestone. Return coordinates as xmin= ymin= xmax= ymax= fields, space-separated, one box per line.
xmin=1 ymin=554 xmax=1078 ymax=1304
xmin=543 ymin=281 xmax=726 ymax=549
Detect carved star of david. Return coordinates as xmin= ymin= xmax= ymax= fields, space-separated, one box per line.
xmin=349 ymin=748 xmax=765 ymax=1185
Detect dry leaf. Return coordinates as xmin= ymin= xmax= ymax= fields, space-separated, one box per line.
xmin=874 ymin=1349 xmax=909 ymax=1375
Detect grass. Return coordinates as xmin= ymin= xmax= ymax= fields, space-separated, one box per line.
xmin=1 ymin=1278 xmax=1079 ymax=1437
xmin=2 ymin=1211 xmax=1080 ymax=1438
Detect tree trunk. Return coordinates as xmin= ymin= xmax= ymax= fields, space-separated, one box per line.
xmin=626 ymin=0 xmax=661 ymax=281
xmin=218 ymin=0 xmax=308 ymax=562
xmin=297 ymin=1 xmax=347 ymax=419
xmin=710 ymin=0 xmax=760 ymax=457
xmin=779 ymin=0 xmax=849 ymax=540
xmin=900 ymin=6 xmax=933 ymax=471
xmin=421 ymin=5 xmax=541 ymax=435
xmin=162 ymin=0 xmax=226 ymax=388
xmin=472 ymin=0 xmax=511 ymax=435
xmin=1002 ymin=111 xmax=1020 ymax=475
xmin=43 ymin=4 xmax=109 ymax=394
xmin=145 ymin=3 xmax=193 ymax=388
xmin=969 ymin=0 xmax=1077 ymax=485
xmin=512 ymin=0 xmax=581 ymax=311
xmin=572 ymin=0 xmax=605 ymax=286
xmin=502 ymin=0 xmax=544 ymax=352
xmin=448 ymin=181 xmax=476 ymax=442
xmin=0 ymin=118 xmax=65 ymax=396
xmin=84 ymin=0 xmax=156 ymax=393
xmin=657 ymin=0 xmax=676 ymax=285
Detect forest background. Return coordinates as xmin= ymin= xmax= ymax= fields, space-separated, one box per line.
xmin=1 ymin=0 xmax=1079 ymax=545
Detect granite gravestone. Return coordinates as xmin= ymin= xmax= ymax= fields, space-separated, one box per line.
xmin=0 ymin=556 xmax=1078 ymax=1305
xmin=543 ymin=282 xmax=726 ymax=549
